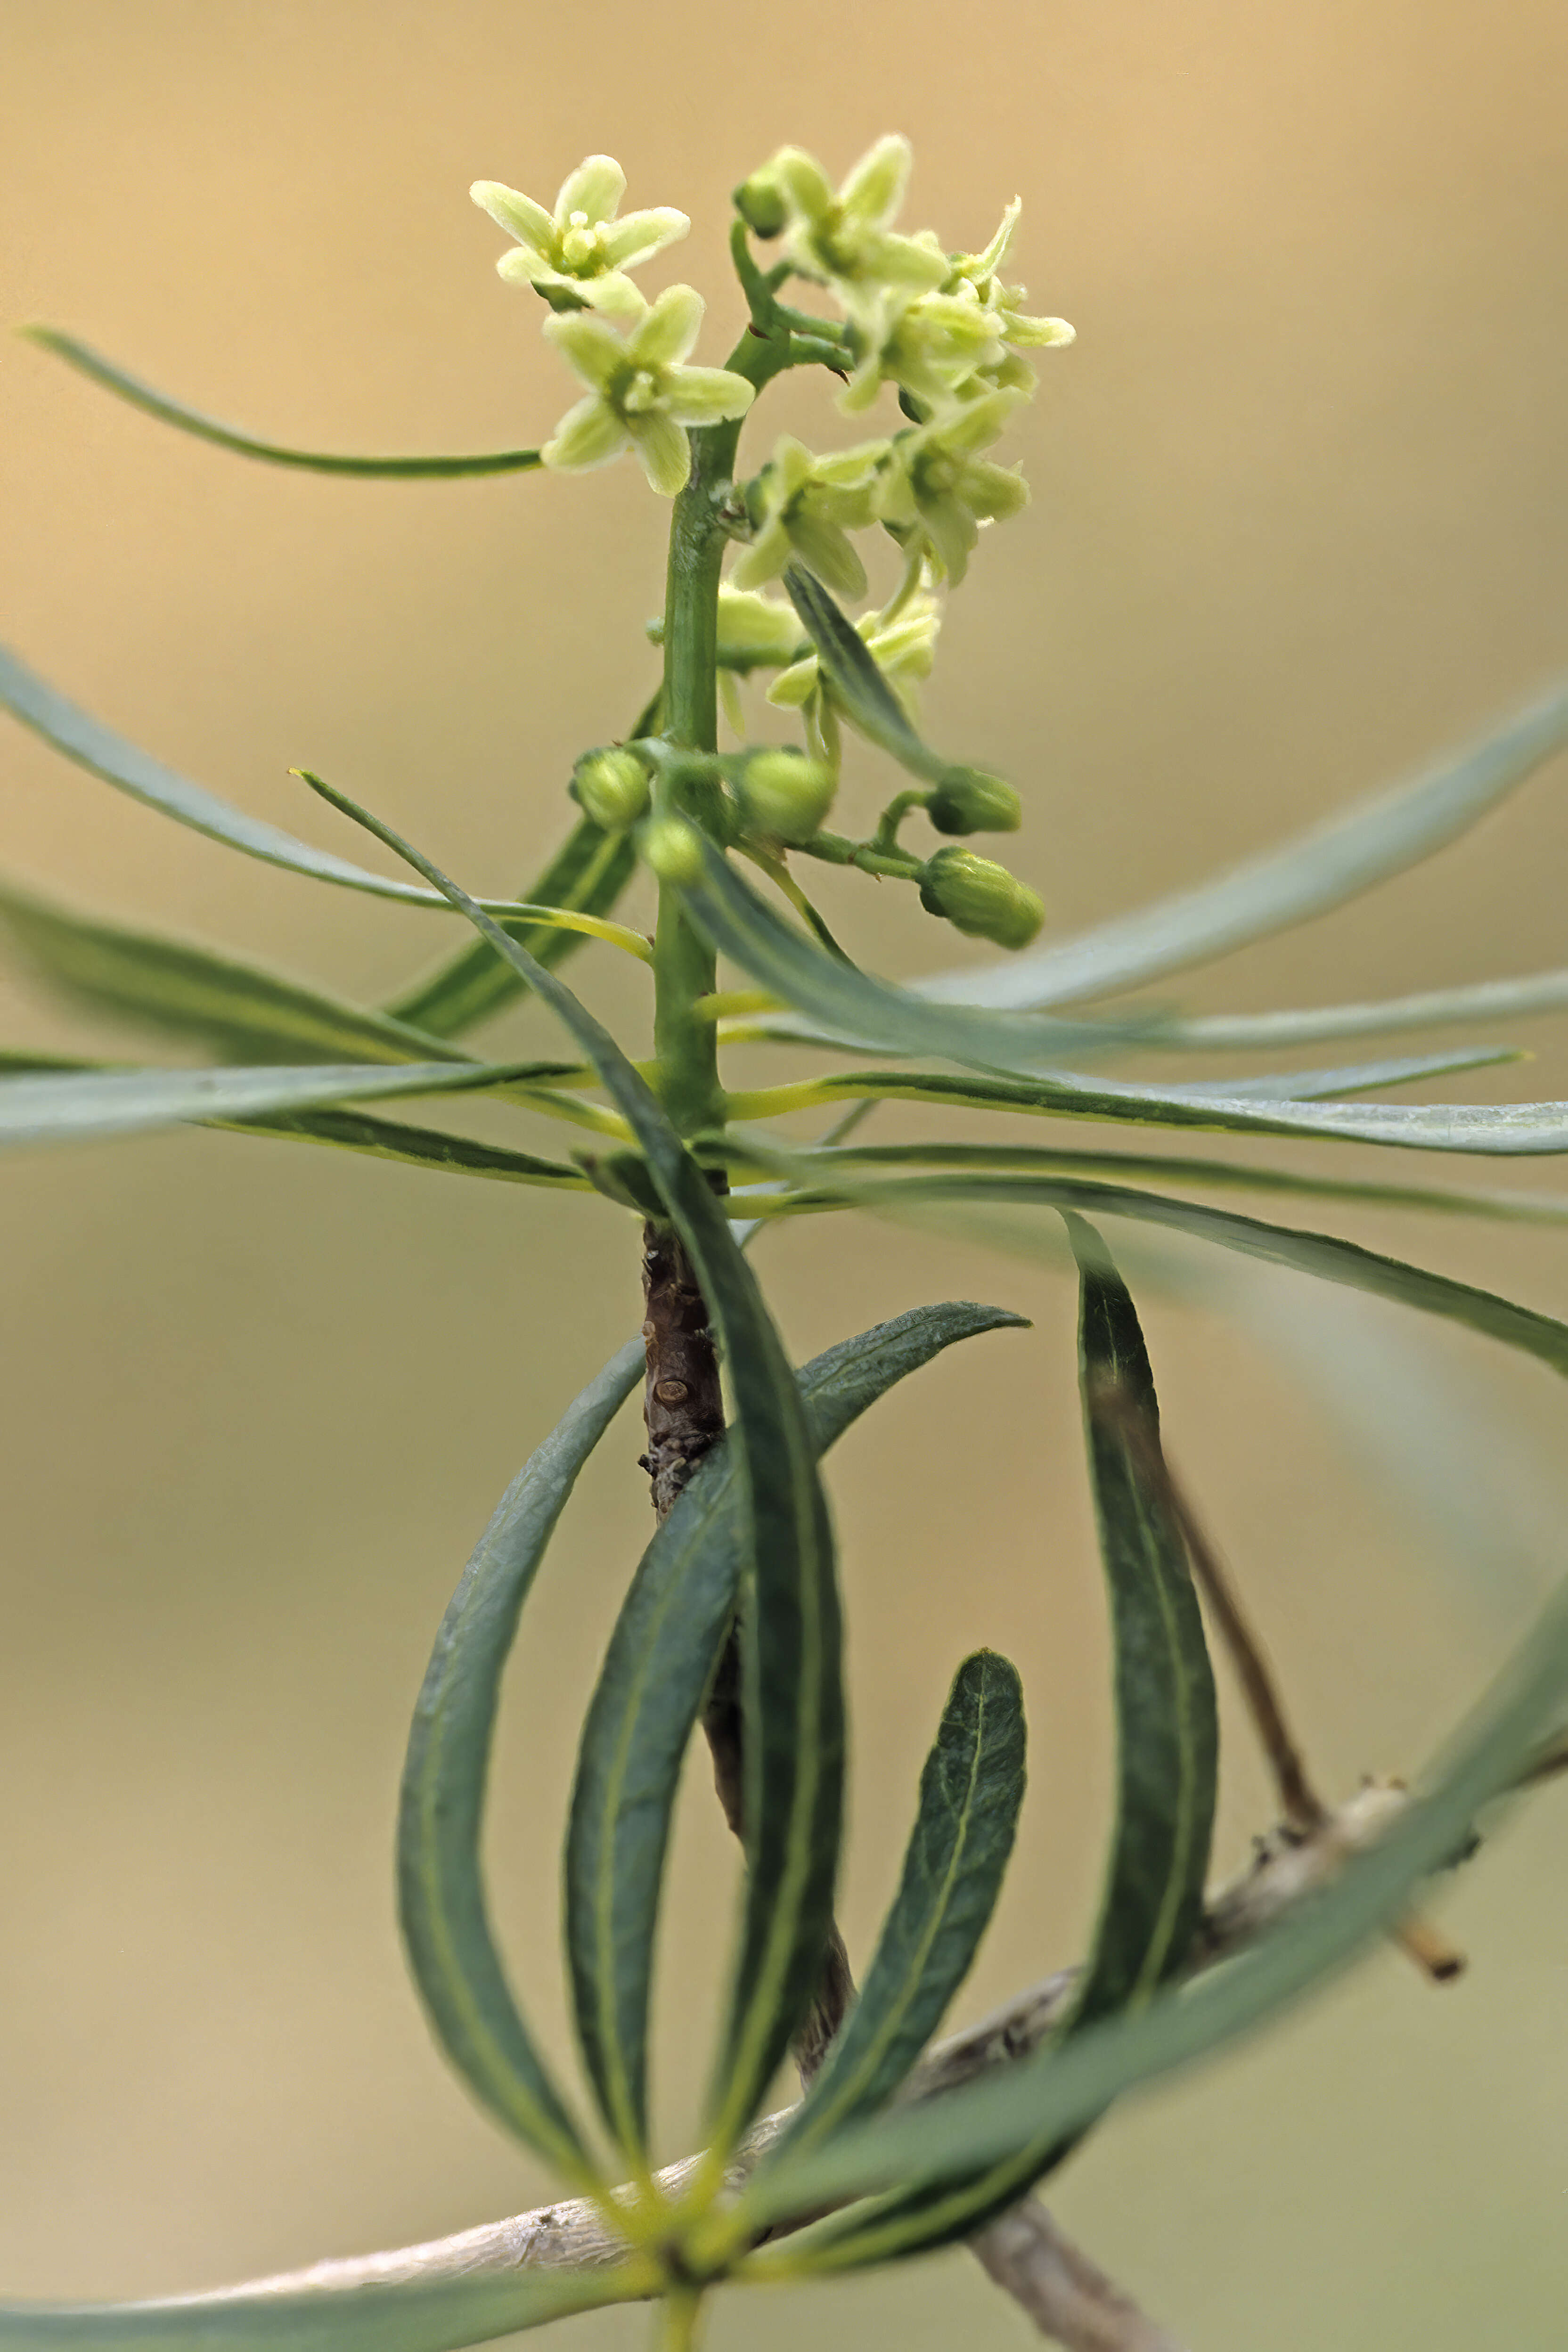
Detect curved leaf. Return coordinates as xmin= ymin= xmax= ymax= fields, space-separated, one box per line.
xmin=783 ymin=565 xmax=950 ymax=784
xmin=913 ymin=674 xmax=1568 ymax=1010
xmin=0 ymin=1058 xmax=543 ymax=1152
xmin=775 ymin=1650 xmax=1026 ymax=2161
xmin=0 ymin=2262 xmax=645 ymax=2351
xmin=300 ymin=769 xmax=845 ymax=2152
xmin=1119 ymin=966 xmax=1568 ymax=1053
xmin=566 ymin=1304 xmax=1028 ymax=2155
xmin=398 ymin=1339 xmax=643 ymax=2180
xmin=0 ymin=881 xmax=467 ymax=1064
xmin=24 ymin=327 xmax=545 ymax=476
xmin=221 ymin=1107 xmax=588 ymax=1189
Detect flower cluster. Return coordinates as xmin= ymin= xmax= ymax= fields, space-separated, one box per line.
xmin=474 ymin=156 xmax=753 ymax=496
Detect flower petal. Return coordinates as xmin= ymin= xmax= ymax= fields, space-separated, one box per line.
xmin=628 ymin=409 xmax=693 ymax=497
xmin=766 ymin=657 xmax=821 ymax=708
xmin=787 ymin=511 xmax=868 ymax=602
xmin=771 ymin=147 xmax=835 ymax=226
xmin=728 ymin=516 xmax=794 ymax=591
xmin=543 ymin=310 xmax=628 ymax=391
xmin=661 ymin=365 xmax=756 ymax=425
xmin=470 ymin=180 xmax=555 ymax=256
xmin=962 ymin=458 xmax=1030 ymax=522
xmin=601 ymin=207 xmax=691 ymax=268
xmin=1006 ymin=310 xmax=1076 ymax=349
xmin=839 ymin=134 xmax=912 ymax=231
xmin=555 ymin=154 xmax=626 ymax=228
xmin=580 ymin=272 xmax=651 ymax=324
xmin=629 ymin=282 xmax=704 ymax=368
xmin=542 ymin=394 xmax=630 ymax=474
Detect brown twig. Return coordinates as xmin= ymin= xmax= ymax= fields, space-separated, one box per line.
xmin=970 ymin=2200 xmax=1190 ymax=2352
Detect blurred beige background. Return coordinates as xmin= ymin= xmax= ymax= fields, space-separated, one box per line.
xmin=3 ymin=3 xmax=1568 ymax=2345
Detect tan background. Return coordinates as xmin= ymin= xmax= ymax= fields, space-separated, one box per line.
xmin=3 ymin=3 xmax=1568 ymax=2344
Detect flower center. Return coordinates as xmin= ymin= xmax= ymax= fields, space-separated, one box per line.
xmin=560 ymin=210 xmax=610 ymax=272
xmin=621 ymin=368 xmax=662 ymax=415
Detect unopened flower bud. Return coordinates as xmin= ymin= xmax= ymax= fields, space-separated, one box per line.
xmin=639 ymin=815 xmax=706 ymax=885
xmin=733 ymin=171 xmax=789 ymax=239
xmin=572 ymin=747 xmax=651 ymax=832
xmin=926 ymin=766 xmax=1023 ymax=835
xmin=735 ymin=749 xmax=838 ymax=845
xmin=918 ymin=845 xmax=1044 ymax=949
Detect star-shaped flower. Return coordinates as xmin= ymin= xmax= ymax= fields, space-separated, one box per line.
xmin=767 ymin=592 xmax=942 ymax=720
xmin=472 ymin=155 xmax=689 ymax=323
xmin=758 ymin=137 xmax=949 ymax=335
xmin=944 ymin=202 xmax=1076 ymax=359
xmin=729 ymin=435 xmax=890 ymax=603
xmin=540 ymin=284 xmax=755 ymax=497
xmin=874 ymin=389 xmax=1032 ymax=584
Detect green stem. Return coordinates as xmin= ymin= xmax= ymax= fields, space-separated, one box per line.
xmin=653 ymin=2285 xmax=706 ymax=2352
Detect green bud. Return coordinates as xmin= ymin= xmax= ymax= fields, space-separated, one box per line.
xmin=572 ymin=747 xmax=651 ymax=832
xmin=640 ymin=815 xmax=706 ymax=884
xmin=918 ymin=845 xmax=1044 ymax=950
xmin=733 ymin=171 xmax=789 ymax=239
xmin=926 ymin=765 xmax=1024 ymax=835
xmin=735 ymin=748 xmax=838 ymax=845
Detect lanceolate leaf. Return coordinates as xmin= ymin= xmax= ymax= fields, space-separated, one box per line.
xmin=775 ymin=1650 xmax=1026 ymax=2161
xmin=780 ymin=1229 xmax=1216 ymax=2268
xmin=398 ymin=1339 xmax=643 ymax=2180
xmin=1115 ymin=966 xmax=1568 ymax=1053
xmin=23 ymin=327 xmax=546 ymax=476
xmin=0 ymin=1058 xmax=545 ymax=1153
xmin=783 ymin=564 xmax=950 ymax=784
xmin=744 ymin=1547 xmax=1568 ymax=2236
xmin=566 ymin=1305 xmax=1027 ymax=2156
xmin=385 ymin=822 xmax=638 ymax=1037
xmin=221 ymin=1107 xmax=588 ymax=1189
xmin=0 ymin=2260 xmax=647 ymax=2351
xmin=912 ymin=675 xmax=1568 ymax=1012
xmin=0 ymin=881 xmax=467 ymax=1064
xmin=301 ymin=769 xmax=846 ymax=2151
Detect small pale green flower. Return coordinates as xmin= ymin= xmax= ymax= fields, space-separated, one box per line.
xmin=874 ymin=389 xmax=1031 ymax=584
xmin=730 ymin=435 xmax=889 ymax=603
xmin=944 ymin=201 xmax=1076 ymax=358
xmin=768 ymin=591 xmax=942 ymax=718
xmin=472 ymin=155 xmax=689 ymax=323
xmin=839 ymin=288 xmax=1010 ymax=417
xmin=647 ymin=586 xmax=803 ymax=672
xmin=753 ymin=137 xmax=948 ymax=334
xmin=541 ymin=285 xmax=755 ymax=498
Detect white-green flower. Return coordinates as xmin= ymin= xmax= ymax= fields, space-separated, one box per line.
xmin=729 ymin=434 xmax=889 ymax=602
xmin=944 ymin=201 xmax=1076 ymax=359
xmin=768 ymin=591 xmax=942 ymax=717
xmin=712 ymin=587 xmax=805 ymax=670
xmin=874 ymin=389 xmax=1031 ymax=584
xmin=541 ymin=285 xmax=755 ymax=497
xmin=756 ymin=137 xmax=948 ymax=334
xmin=472 ymin=155 xmax=689 ymax=323
xmin=839 ymin=288 xmax=1010 ymax=417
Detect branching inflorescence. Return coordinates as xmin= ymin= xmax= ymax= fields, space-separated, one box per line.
xmin=3 ymin=133 xmax=1568 ymax=2350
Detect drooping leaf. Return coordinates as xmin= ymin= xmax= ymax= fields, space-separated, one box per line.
xmin=774 ymin=1650 xmax=1026 ymax=2161
xmin=0 ymin=1058 xmax=547 ymax=1153
xmin=0 ymin=2259 xmax=646 ymax=2351
xmin=911 ymin=675 xmax=1568 ymax=1011
xmin=566 ymin=1304 xmax=1028 ymax=2156
xmin=1110 ymin=965 xmax=1568 ymax=1053
xmin=398 ymin=1339 xmax=642 ymax=2180
xmin=300 ymin=768 xmax=846 ymax=2151
xmin=384 ymin=822 xmax=638 ymax=1037
xmin=780 ymin=1227 xmax=1216 ymax=2265
xmin=782 ymin=564 xmax=951 ymax=785
xmin=220 ymin=1106 xmax=589 ymax=1189
xmin=0 ymin=880 xmax=466 ymax=1063
xmin=23 ymin=327 xmax=546 ymax=476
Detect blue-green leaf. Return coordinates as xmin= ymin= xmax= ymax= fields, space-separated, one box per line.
xmin=1111 ymin=966 xmax=1568 ymax=1053
xmin=782 ymin=565 xmax=950 ymax=785
xmin=914 ymin=676 xmax=1568 ymax=1011
xmin=0 ymin=1058 xmax=546 ymax=1153
xmin=0 ymin=880 xmax=466 ymax=1064
xmin=224 ymin=1107 xmax=589 ymax=1189
xmin=565 ymin=1304 xmax=1027 ymax=2156
xmin=23 ymin=327 xmax=545 ymax=477
xmin=398 ymin=1339 xmax=642 ymax=2180
xmin=775 ymin=1650 xmax=1026 ymax=2161
xmin=0 ymin=2260 xmax=645 ymax=2351
xmin=300 ymin=769 xmax=845 ymax=2152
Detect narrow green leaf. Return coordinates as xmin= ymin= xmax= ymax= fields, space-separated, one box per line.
xmin=0 ymin=880 xmax=467 ymax=1064
xmin=1110 ymin=966 xmax=1568 ymax=1052
xmin=301 ymin=768 xmax=846 ymax=2150
xmin=398 ymin=1339 xmax=643 ymax=2179
xmin=23 ymin=327 xmax=545 ymax=476
xmin=566 ymin=1303 xmax=1028 ymax=2155
xmin=746 ymin=1546 xmax=1568 ymax=2237
xmin=913 ymin=676 xmax=1568 ymax=1011
xmin=0 ymin=1058 xmax=544 ymax=1153
xmin=0 ymin=2260 xmax=646 ymax=2351
xmin=782 ymin=564 xmax=949 ymax=784
xmin=784 ymin=1228 xmax=1216 ymax=2266
xmin=775 ymin=1650 xmax=1026 ymax=2160
xmin=219 ymin=1107 xmax=588 ymax=1188
xmin=385 ymin=821 xmax=638 ymax=1038
xmin=1151 ymin=1049 xmax=1519 ymax=1100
